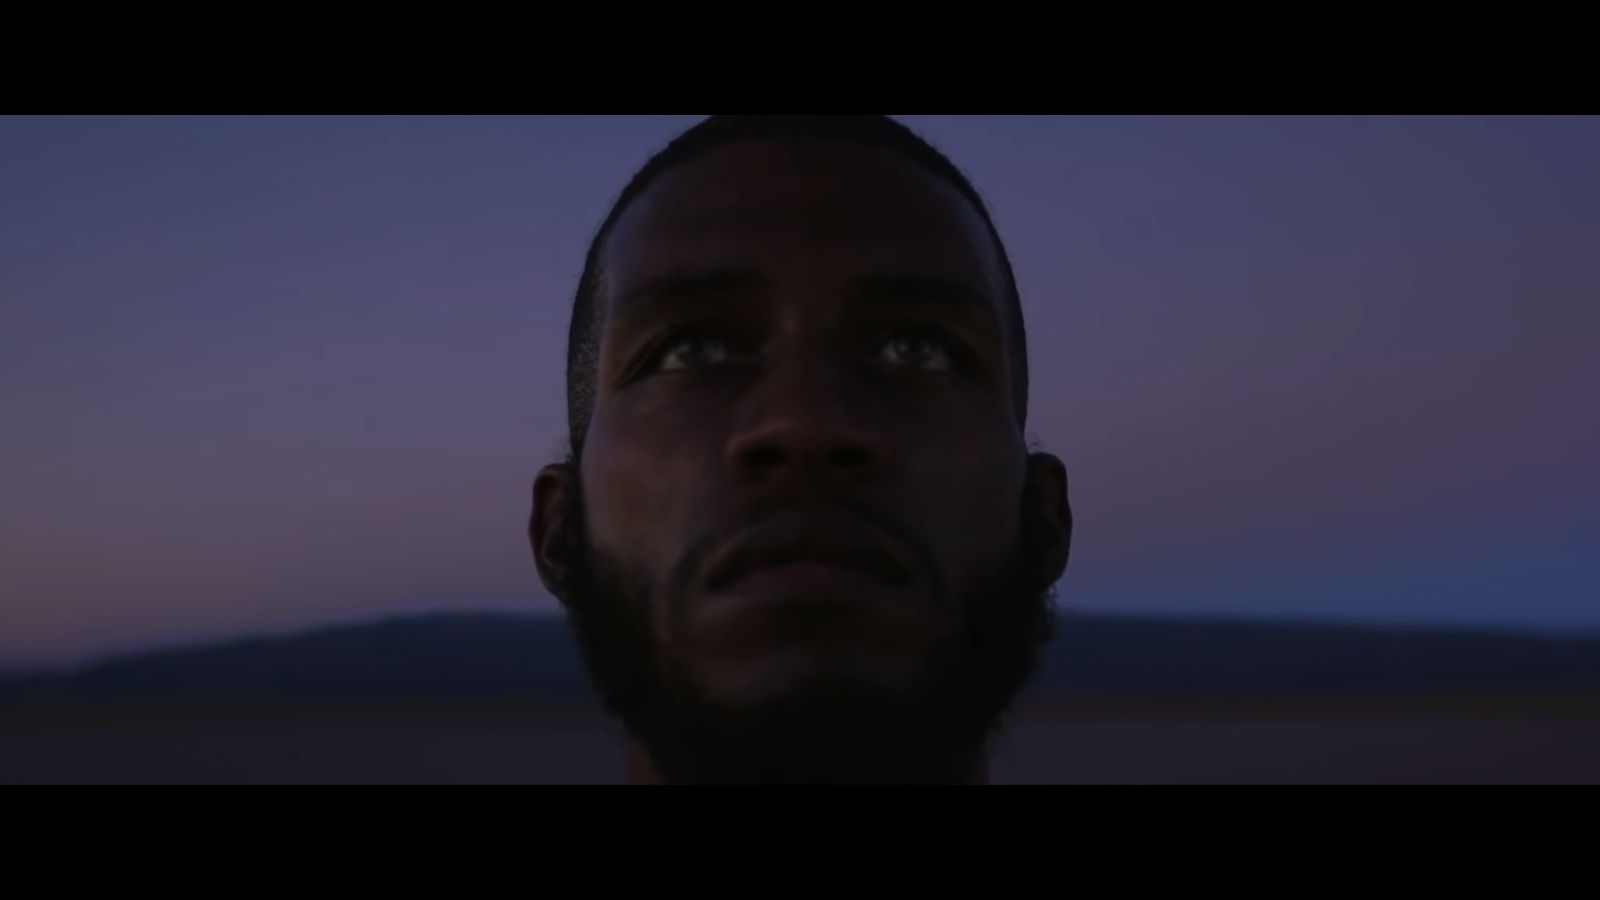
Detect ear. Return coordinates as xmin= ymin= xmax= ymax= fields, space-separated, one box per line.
xmin=1025 ymin=452 xmax=1073 ymax=583
xmin=530 ymin=463 xmax=581 ymax=605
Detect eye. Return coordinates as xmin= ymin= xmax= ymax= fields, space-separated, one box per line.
xmin=877 ymin=330 xmax=956 ymax=373
xmin=651 ymin=329 xmax=733 ymax=373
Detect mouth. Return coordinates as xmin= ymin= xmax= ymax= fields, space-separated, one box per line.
xmin=702 ymin=514 xmax=917 ymax=596
xmin=687 ymin=512 xmax=942 ymax=677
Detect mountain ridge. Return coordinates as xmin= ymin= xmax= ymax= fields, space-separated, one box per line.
xmin=5 ymin=611 xmax=1600 ymax=709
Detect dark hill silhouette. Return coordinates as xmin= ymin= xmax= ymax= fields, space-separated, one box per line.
xmin=4 ymin=612 xmax=1600 ymax=710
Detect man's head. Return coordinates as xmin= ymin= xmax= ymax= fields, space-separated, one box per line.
xmin=530 ymin=116 xmax=1073 ymax=784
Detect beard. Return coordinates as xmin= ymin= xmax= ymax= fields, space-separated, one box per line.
xmin=550 ymin=475 xmax=1060 ymax=785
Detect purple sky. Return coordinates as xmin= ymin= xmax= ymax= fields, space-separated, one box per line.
xmin=3 ymin=115 xmax=1597 ymax=667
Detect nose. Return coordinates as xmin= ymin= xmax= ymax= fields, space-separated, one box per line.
xmin=724 ymin=350 xmax=892 ymax=483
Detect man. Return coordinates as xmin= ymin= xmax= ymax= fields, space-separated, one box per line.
xmin=529 ymin=115 xmax=1073 ymax=784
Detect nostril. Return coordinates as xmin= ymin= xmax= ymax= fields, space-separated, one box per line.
xmin=827 ymin=445 xmax=873 ymax=469
xmin=729 ymin=426 xmax=887 ymax=477
xmin=741 ymin=444 xmax=788 ymax=470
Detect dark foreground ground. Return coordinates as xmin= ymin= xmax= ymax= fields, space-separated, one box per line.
xmin=6 ymin=694 xmax=1598 ymax=784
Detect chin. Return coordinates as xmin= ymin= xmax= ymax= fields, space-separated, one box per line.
xmin=673 ymin=588 xmax=958 ymax=709
xmin=684 ymin=641 xmax=939 ymax=710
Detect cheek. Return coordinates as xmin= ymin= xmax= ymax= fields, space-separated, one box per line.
xmin=896 ymin=416 xmax=1027 ymax=579
xmin=579 ymin=400 xmax=719 ymax=578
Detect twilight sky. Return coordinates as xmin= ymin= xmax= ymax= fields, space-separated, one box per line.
xmin=2 ymin=115 xmax=1597 ymax=667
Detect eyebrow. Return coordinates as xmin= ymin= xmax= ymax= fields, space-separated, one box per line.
xmin=847 ymin=274 xmax=1000 ymax=333
xmin=606 ymin=268 xmax=1002 ymax=352
xmin=612 ymin=268 xmax=770 ymax=324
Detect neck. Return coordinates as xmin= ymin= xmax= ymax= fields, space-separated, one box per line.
xmin=623 ymin=736 xmax=990 ymax=785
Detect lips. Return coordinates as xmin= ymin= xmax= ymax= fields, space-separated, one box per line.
xmin=702 ymin=513 xmax=917 ymax=595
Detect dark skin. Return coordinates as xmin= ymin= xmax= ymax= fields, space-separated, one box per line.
xmin=531 ymin=137 xmax=1072 ymax=784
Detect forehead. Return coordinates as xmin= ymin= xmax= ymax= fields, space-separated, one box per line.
xmin=599 ymin=138 xmax=1008 ymax=319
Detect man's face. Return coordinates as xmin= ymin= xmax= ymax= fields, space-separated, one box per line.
xmin=533 ymin=138 xmax=1071 ymax=783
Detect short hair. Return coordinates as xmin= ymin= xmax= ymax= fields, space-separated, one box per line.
xmin=565 ymin=115 xmax=1028 ymax=459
